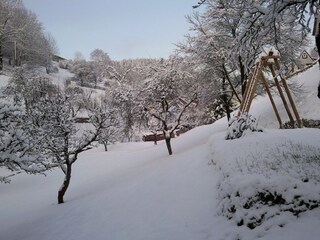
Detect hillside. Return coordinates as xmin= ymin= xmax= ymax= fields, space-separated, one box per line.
xmin=0 ymin=65 xmax=320 ymax=240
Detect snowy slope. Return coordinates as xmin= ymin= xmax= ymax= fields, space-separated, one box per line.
xmin=0 ymin=65 xmax=319 ymax=240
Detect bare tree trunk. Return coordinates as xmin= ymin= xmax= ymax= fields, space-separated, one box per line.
xmin=316 ymin=34 xmax=320 ymax=66
xmin=103 ymin=141 xmax=108 ymax=151
xmin=165 ymin=137 xmax=173 ymax=155
xmin=221 ymin=77 xmax=231 ymax=121
xmin=226 ymin=100 xmax=231 ymax=121
xmin=0 ymin=43 xmax=3 ymax=72
xmin=239 ymin=56 xmax=246 ymax=96
xmin=58 ymin=164 xmax=72 ymax=204
xmin=154 ymin=133 xmax=157 ymax=145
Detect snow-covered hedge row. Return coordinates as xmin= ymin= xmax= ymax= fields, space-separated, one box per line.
xmin=217 ymin=175 xmax=320 ymax=229
xmin=210 ymin=129 xmax=320 ymax=232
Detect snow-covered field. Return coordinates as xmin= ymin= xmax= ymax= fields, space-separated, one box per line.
xmin=0 ymin=65 xmax=320 ymax=240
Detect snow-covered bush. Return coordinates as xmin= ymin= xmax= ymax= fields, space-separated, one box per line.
xmin=203 ymin=99 xmax=226 ymax=124
xmin=218 ymin=175 xmax=320 ymax=230
xmin=0 ymin=96 xmax=49 ymax=183
xmin=46 ymin=64 xmax=59 ymax=74
xmin=226 ymin=113 xmax=263 ymax=140
xmin=211 ymin=129 xmax=320 ymax=235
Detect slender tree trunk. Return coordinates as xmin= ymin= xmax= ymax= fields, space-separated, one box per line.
xmin=221 ymin=77 xmax=231 ymax=121
xmin=103 ymin=141 xmax=108 ymax=151
xmin=0 ymin=43 xmax=3 ymax=72
xmin=165 ymin=137 xmax=173 ymax=155
xmin=316 ymin=34 xmax=320 ymax=66
xmin=58 ymin=164 xmax=72 ymax=204
xmin=226 ymin=100 xmax=231 ymax=121
xmin=153 ymin=133 xmax=157 ymax=145
xmin=239 ymin=56 xmax=246 ymax=96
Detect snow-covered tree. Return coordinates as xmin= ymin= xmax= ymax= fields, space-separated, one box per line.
xmin=0 ymin=0 xmax=23 ymax=71
xmin=231 ymin=0 xmax=319 ymax=70
xmin=142 ymin=56 xmax=198 ymax=155
xmin=0 ymin=94 xmax=48 ymax=183
xmin=112 ymin=84 xmax=143 ymax=142
xmin=177 ymin=2 xmax=242 ymax=122
xmin=0 ymin=1 xmax=59 ymax=71
xmin=5 ymin=68 xmax=59 ymax=112
xmin=90 ymin=48 xmax=111 ymax=62
xmin=70 ymin=60 xmax=98 ymax=87
xmin=95 ymin=96 xmax=121 ymax=151
xmin=33 ymin=90 xmax=107 ymax=204
xmin=179 ymin=0 xmax=313 ymax=124
xmin=145 ymin=94 xmax=197 ymax=155
xmin=74 ymin=51 xmax=85 ymax=62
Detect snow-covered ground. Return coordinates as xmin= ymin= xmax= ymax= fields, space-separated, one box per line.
xmin=0 ymin=65 xmax=320 ymax=240
xmin=0 ymin=74 xmax=10 ymax=89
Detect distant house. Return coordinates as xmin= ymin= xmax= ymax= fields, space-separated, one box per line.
xmin=298 ymin=49 xmax=316 ymax=67
xmin=286 ymin=49 xmax=318 ymax=75
xmin=52 ymin=54 xmax=66 ymax=62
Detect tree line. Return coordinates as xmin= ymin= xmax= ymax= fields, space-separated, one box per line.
xmin=0 ymin=0 xmax=58 ymax=73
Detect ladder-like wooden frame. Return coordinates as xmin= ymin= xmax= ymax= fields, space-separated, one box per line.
xmin=238 ymin=51 xmax=302 ymax=128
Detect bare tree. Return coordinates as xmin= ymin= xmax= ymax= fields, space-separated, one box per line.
xmin=145 ymin=94 xmax=197 ymax=155
xmin=32 ymin=90 xmax=107 ymax=204
xmin=90 ymin=48 xmax=111 ymax=62
xmin=142 ymin=56 xmax=198 ymax=155
xmin=74 ymin=51 xmax=85 ymax=62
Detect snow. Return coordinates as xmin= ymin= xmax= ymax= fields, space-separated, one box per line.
xmin=0 ymin=74 xmax=10 ymax=90
xmin=0 ymin=65 xmax=320 ymax=239
xmin=48 ymin=66 xmax=74 ymax=88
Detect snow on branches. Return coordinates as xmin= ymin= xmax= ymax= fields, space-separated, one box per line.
xmin=0 ymin=96 xmax=48 ymax=183
xmin=231 ymin=0 xmax=319 ymax=71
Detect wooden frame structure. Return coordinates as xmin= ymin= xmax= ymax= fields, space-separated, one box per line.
xmin=238 ymin=50 xmax=302 ymax=128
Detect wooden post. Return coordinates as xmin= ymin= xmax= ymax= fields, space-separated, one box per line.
xmin=269 ymin=65 xmax=295 ymax=125
xmin=238 ymin=62 xmax=261 ymax=116
xmin=258 ymin=68 xmax=283 ymax=128
xmin=238 ymin=71 xmax=253 ymax=115
xmin=236 ymin=50 xmax=302 ymax=129
xmin=279 ymin=74 xmax=302 ymax=127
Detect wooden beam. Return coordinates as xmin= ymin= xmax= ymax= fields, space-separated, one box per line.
xmin=279 ymin=75 xmax=302 ymax=128
xmin=244 ymin=67 xmax=260 ymax=113
xmin=238 ymin=70 xmax=253 ymax=115
xmin=258 ymin=69 xmax=283 ymax=128
xmin=269 ymin=65 xmax=295 ymax=125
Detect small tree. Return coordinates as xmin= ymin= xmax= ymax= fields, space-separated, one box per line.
xmin=96 ymin=100 xmax=121 ymax=151
xmin=144 ymin=94 xmax=197 ymax=155
xmin=112 ymin=84 xmax=142 ymax=142
xmin=99 ymin=126 xmax=120 ymax=151
xmin=142 ymin=56 xmax=198 ymax=155
xmin=34 ymin=90 xmax=107 ymax=204
xmin=90 ymin=48 xmax=111 ymax=62
xmin=5 ymin=68 xmax=58 ymax=112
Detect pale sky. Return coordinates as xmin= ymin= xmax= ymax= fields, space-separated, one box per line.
xmin=22 ymin=0 xmax=198 ymax=61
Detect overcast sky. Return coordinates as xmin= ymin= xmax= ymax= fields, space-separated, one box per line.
xmin=22 ymin=0 xmax=197 ymax=61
